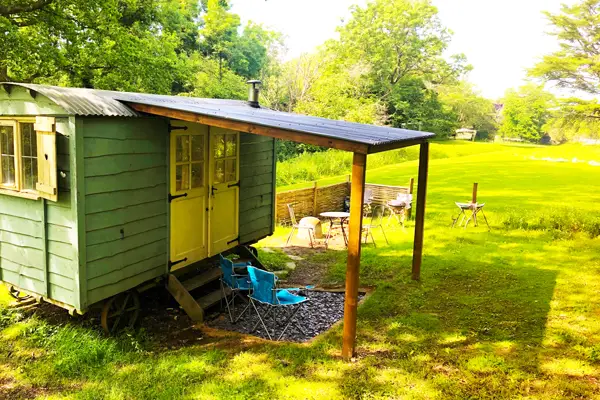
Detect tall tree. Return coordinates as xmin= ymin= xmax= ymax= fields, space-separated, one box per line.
xmin=319 ymin=0 xmax=469 ymax=135
xmin=530 ymin=0 xmax=600 ymax=118
xmin=439 ymin=82 xmax=498 ymax=138
xmin=500 ymin=84 xmax=555 ymax=142
xmin=0 ymin=0 xmax=198 ymax=93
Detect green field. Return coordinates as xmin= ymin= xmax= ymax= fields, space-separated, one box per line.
xmin=2 ymin=142 xmax=600 ymax=399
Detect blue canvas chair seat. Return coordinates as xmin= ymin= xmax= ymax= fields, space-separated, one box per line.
xmin=219 ymin=254 xmax=252 ymax=323
xmin=247 ymin=266 xmax=308 ymax=340
xmin=276 ymin=289 xmax=306 ymax=305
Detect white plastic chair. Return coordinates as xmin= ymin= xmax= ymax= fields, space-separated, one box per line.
xmin=285 ymin=204 xmax=316 ymax=247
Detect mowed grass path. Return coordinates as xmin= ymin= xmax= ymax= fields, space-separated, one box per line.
xmin=1 ymin=142 xmax=600 ymax=399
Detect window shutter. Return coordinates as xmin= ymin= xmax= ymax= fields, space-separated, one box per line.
xmin=35 ymin=117 xmax=58 ymax=202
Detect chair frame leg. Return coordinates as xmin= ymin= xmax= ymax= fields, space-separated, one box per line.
xmin=480 ymin=209 xmax=491 ymax=231
xmin=221 ymin=280 xmax=234 ymax=323
xmin=250 ymin=300 xmax=273 ymax=340
xmin=380 ymin=225 xmax=389 ymax=245
xmin=277 ymin=304 xmax=305 ymax=341
xmin=286 ymin=226 xmax=296 ymax=246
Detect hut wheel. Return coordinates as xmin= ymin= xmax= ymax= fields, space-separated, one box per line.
xmin=8 ymin=286 xmax=32 ymax=301
xmin=100 ymin=291 xmax=141 ymax=334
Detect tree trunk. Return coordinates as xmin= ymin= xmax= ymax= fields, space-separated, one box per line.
xmin=0 ymin=64 xmax=8 ymax=82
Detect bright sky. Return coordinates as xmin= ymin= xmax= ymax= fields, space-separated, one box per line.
xmin=231 ymin=0 xmax=578 ymax=100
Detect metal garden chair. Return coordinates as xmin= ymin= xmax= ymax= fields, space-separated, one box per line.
xmin=219 ymin=254 xmax=252 ymax=323
xmin=285 ymin=203 xmax=316 ymax=247
xmin=362 ymin=204 xmax=389 ymax=247
xmin=451 ymin=202 xmax=490 ymax=230
xmin=246 ymin=266 xmax=308 ymax=341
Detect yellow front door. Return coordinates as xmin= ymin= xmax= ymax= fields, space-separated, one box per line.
xmin=169 ymin=121 xmax=208 ymax=270
xmin=208 ymin=127 xmax=240 ymax=256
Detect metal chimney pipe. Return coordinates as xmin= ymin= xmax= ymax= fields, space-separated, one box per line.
xmin=247 ymin=80 xmax=261 ymax=108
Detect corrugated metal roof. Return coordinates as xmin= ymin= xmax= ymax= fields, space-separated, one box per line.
xmin=1 ymin=83 xmax=434 ymax=151
xmin=2 ymin=83 xmax=139 ymax=117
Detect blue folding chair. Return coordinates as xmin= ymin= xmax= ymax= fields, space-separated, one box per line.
xmin=246 ymin=266 xmax=308 ymax=340
xmin=219 ymin=254 xmax=252 ymax=323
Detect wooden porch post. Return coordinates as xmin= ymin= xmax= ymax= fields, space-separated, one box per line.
xmin=412 ymin=142 xmax=429 ymax=281
xmin=342 ymin=152 xmax=367 ymax=360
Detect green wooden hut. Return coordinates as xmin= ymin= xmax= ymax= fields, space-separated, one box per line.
xmin=0 ymin=82 xmax=433 ymax=356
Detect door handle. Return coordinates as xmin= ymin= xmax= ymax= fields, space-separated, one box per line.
xmin=211 ymin=186 xmax=218 ymax=196
xmin=168 ymin=193 xmax=188 ymax=203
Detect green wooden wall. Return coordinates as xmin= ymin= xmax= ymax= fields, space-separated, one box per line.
xmin=239 ymin=133 xmax=276 ymax=244
xmin=81 ymin=117 xmax=169 ymax=306
xmin=0 ymin=117 xmax=79 ymax=309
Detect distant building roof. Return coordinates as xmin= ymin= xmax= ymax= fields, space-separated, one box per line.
xmin=1 ymin=83 xmax=434 ymax=154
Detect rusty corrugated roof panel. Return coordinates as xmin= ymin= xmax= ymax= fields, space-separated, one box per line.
xmin=1 ymin=83 xmax=434 ymax=149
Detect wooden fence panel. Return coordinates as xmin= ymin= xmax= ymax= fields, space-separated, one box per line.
xmin=275 ymin=178 xmax=414 ymax=225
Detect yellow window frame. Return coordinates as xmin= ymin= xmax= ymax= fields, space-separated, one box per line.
xmin=0 ymin=117 xmax=41 ymax=200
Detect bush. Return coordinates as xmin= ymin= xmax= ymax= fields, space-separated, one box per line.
xmin=502 ymin=208 xmax=600 ymax=238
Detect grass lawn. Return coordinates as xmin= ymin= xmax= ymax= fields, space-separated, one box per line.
xmin=1 ymin=142 xmax=600 ymax=399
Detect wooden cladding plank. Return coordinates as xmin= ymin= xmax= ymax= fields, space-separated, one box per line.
xmin=240 ymin=215 xmax=272 ymax=236
xmin=84 ymin=167 xmax=166 ymax=195
xmin=240 ymin=183 xmax=272 ymax=200
xmin=240 ymin=150 xmax=272 ymax=164
xmin=86 ymin=214 xmax=167 ymax=246
xmin=86 ymin=201 xmax=166 ymax=231
xmin=240 ymin=141 xmax=274 ymax=155
xmin=87 ymin=254 xmax=165 ymax=290
xmin=0 ymin=268 xmax=45 ymax=295
xmin=0 ymin=230 xmax=43 ymax=250
xmin=48 ymin=284 xmax=76 ymax=306
xmin=46 ymin=202 xmax=75 ymax=228
xmin=86 ymin=227 xmax=167 ymax=263
xmin=84 ymin=137 xmax=165 ymax=158
xmin=240 ymin=132 xmax=273 ymax=144
xmin=0 ymin=196 xmax=43 ymax=221
xmin=0 ymin=257 xmax=45 ymax=281
xmin=87 ymin=265 xmax=165 ymax=305
xmin=240 ymin=172 xmax=273 ymax=188
xmin=48 ymin=254 xmax=76 ymax=277
xmin=240 ymin=195 xmax=272 ymax=213
xmin=240 ymin=226 xmax=272 ymax=245
xmin=49 ymin=272 xmax=75 ymax=291
xmin=84 ymin=153 xmax=166 ymax=177
xmin=82 ymin=118 xmax=167 ymax=140
xmin=0 ymin=242 xmax=44 ymax=269
xmin=85 ymin=184 xmax=167 ymax=214
xmin=86 ymin=240 xmax=167 ymax=279
xmin=240 ymin=164 xmax=273 ymax=177
xmin=239 ymin=205 xmax=272 ymax=226
xmin=48 ymin=240 xmax=75 ymax=261
xmin=47 ymin=224 xmax=73 ymax=244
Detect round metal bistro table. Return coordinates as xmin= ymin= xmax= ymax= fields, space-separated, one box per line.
xmin=320 ymin=211 xmax=350 ymax=248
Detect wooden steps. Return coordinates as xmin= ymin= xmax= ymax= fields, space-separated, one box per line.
xmin=197 ymin=287 xmax=230 ymax=310
xmin=183 ymin=268 xmax=222 ymax=292
xmin=166 ymin=245 xmax=262 ymax=323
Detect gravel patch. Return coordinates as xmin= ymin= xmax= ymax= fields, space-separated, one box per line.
xmin=207 ymin=291 xmax=364 ymax=342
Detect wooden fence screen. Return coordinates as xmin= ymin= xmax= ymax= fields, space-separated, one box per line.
xmin=275 ymin=178 xmax=414 ymax=224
